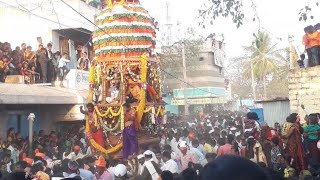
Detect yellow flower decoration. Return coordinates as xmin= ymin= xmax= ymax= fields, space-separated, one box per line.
xmin=85 ymin=116 xmax=123 ymax=154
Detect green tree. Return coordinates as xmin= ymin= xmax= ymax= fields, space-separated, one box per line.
xmin=236 ymin=31 xmax=285 ymax=99
xmin=199 ymin=0 xmax=317 ymax=28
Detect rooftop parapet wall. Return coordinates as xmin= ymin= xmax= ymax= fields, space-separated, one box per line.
xmin=288 ymin=66 xmax=320 ymax=115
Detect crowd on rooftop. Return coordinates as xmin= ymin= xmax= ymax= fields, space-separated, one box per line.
xmin=0 ymin=37 xmax=91 ymax=85
xmin=300 ymin=23 xmax=320 ymax=68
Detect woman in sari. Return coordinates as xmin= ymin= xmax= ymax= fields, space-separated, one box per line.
xmin=282 ymin=115 xmax=307 ymax=173
xmin=122 ymin=102 xmax=139 ymax=159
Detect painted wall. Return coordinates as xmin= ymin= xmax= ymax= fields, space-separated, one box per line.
xmin=163 ymin=94 xmax=178 ymax=114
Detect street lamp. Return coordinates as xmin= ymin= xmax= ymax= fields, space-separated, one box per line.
xmin=27 ymin=113 xmax=35 ymax=156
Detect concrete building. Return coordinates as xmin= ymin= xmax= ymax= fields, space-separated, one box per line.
xmin=0 ymin=83 xmax=87 ymax=138
xmin=0 ymin=0 xmax=99 ymax=68
xmin=163 ymin=35 xmax=228 ymax=114
xmin=0 ymin=0 xmax=97 ymax=137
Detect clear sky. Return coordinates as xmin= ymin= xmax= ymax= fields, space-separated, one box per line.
xmin=140 ymin=0 xmax=320 ymax=59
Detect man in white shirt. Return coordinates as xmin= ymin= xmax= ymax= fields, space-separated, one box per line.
xmin=137 ymin=154 xmax=145 ymax=176
xmin=7 ymin=141 xmax=19 ymax=164
xmin=137 ymin=150 xmax=161 ymax=180
xmin=190 ymin=142 xmax=207 ymax=166
xmin=58 ymin=52 xmax=70 ymax=80
xmin=67 ymin=145 xmax=84 ymax=161
xmin=161 ymin=151 xmax=179 ymax=174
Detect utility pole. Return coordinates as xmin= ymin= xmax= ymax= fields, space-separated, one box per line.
xmin=288 ymin=36 xmax=299 ymax=69
xmin=28 ymin=113 xmax=35 ymax=156
xmin=182 ymin=41 xmax=189 ymax=115
xmin=251 ymin=63 xmax=256 ymax=101
xmin=165 ymin=1 xmax=172 ymax=46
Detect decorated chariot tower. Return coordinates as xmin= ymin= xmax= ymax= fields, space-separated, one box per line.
xmin=83 ymin=0 xmax=165 ymax=158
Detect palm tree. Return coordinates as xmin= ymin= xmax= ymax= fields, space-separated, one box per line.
xmin=237 ymin=31 xmax=285 ymax=99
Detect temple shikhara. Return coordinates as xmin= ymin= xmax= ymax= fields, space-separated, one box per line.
xmin=84 ymin=0 xmax=165 ymax=158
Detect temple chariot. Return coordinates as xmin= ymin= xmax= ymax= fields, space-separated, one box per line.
xmin=84 ymin=0 xmax=165 ymax=158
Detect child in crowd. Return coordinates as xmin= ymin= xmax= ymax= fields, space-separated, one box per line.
xmin=21 ymin=62 xmax=30 ymax=83
xmin=303 ymin=115 xmax=320 ymax=154
xmin=270 ymin=137 xmax=282 ymax=171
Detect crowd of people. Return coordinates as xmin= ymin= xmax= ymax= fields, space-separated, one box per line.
xmin=1 ymin=109 xmax=320 ymax=180
xmin=0 ymin=37 xmax=87 ymax=84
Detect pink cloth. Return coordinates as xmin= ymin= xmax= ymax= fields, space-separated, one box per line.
xmin=98 ymin=169 xmax=113 ymax=180
xmin=178 ymin=152 xmax=197 ymax=171
xmin=217 ymin=144 xmax=233 ymax=156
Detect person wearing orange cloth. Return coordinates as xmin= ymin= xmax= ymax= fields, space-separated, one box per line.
xmin=95 ymin=156 xmax=113 ymax=180
xmin=22 ymin=153 xmax=33 ymax=166
xmin=67 ymin=145 xmax=85 ymax=161
xmin=304 ymin=25 xmax=320 ymax=67
xmin=303 ymin=26 xmax=312 ymax=67
xmin=80 ymin=103 xmax=105 ymax=149
xmin=35 ymin=152 xmax=46 ymax=161
xmin=125 ymin=74 xmax=141 ymax=103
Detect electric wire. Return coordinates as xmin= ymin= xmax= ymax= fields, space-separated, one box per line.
xmin=59 ymin=0 xmax=221 ymax=97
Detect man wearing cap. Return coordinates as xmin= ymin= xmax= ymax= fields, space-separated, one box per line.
xmin=137 ymin=154 xmax=145 ymax=176
xmin=176 ymin=141 xmax=196 ymax=171
xmin=137 ymin=150 xmax=161 ymax=180
xmin=68 ymin=146 xmax=84 ymax=161
xmin=114 ymin=164 xmax=128 ymax=180
xmin=95 ymin=156 xmax=113 ymax=180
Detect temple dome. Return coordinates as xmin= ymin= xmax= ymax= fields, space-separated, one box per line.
xmin=93 ymin=1 xmax=157 ymax=60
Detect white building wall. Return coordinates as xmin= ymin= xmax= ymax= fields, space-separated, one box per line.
xmin=0 ymin=0 xmax=99 ymax=48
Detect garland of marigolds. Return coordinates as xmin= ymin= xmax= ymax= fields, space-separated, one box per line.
xmin=94 ymin=106 xmax=123 ymax=117
xmin=141 ymin=106 xmax=166 ymax=116
xmin=85 ymin=116 xmax=123 ymax=154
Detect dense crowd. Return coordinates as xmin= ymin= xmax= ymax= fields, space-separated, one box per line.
xmin=1 ymin=109 xmax=320 ymax=180
xmin=0 ymin=37 xmax=90 ymax=84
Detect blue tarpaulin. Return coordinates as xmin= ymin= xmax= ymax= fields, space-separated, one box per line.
xmin=250 ymin=108 xmax=264 ymax=124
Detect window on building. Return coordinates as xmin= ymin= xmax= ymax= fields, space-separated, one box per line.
xmin=219 ymin=41 xmax=223 ymax=49
xmin=199 ymin=57 xmax=204 ymax=61
xmin=211 ymin=53 xmax=215 ymax=65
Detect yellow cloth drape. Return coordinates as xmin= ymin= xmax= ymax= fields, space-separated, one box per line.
xmin=136 ymin=55 xmax=147 ymax=123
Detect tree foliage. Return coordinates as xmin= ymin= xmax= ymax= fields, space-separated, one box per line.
xmin=227 ymin=31 xmax=290 ymax=99
xmin=199 ymin=0 xmax=317 ymax=28
xmin=199 ymin=0 xmax=245 ymax=28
